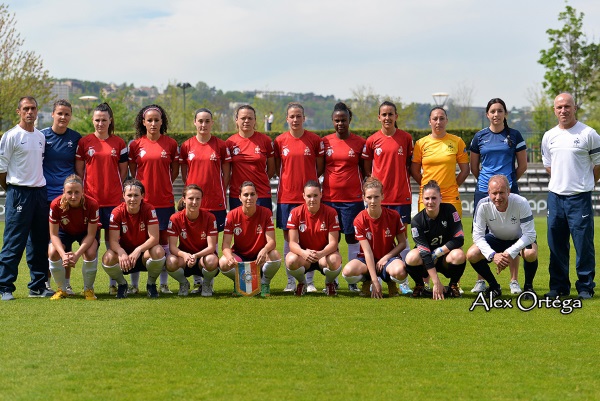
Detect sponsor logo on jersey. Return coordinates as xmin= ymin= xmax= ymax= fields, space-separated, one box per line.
xmin=452 ymin=212 xmax=460 ymax=222
xmin=188 ymin=151 xmax=195 ymax=160
xmin=375 ymin=147 xmax=383 ymax=156
xmin=139 ymin=148 xmax=146 ymax=158
xmin=88 ymin=147 xmax=95 ymax=157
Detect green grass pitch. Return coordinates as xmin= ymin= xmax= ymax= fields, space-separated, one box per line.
xmin=0 ymin=218 xmax=598 ymax=400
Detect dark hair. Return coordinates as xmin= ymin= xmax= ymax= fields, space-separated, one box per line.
xmin=379 ymin=101 xmax=398 ymax=128
xmin=332 ymin=102 xmax=353 ymax=120
xmin=18 ymin=96 xmax=38 ymax=109
xmin=235 ymin=105 xmax=256 ymax=119
xmin=304 ymin=180 xmax=321 ymax=191
xmin=239 ymin=181 xmax=256 ymax=193
xmin=362 ymin=176 xmax=384 ymax=194
xmin=53 ymin=99 xmax=72 ymax=112
xmin=429 ymin=106 xmax=447 ymax=118
xmin=122 ymin=179 xmax=145 ymax=196
xmin=93 ymin=102 xmax=115 ymax=135
xmin=194 ymin=108 xmax=213 ymax=119
xmin=134 ymin=104 xmax=169 ymax=138
xmin=287 ymin=102 xmax=304 ymax=115
xmin=486 ymin=98 xmax=509 ymax=129
xmin=422 ymin=180 xmax=441 ymax=195
xmin=177 ymin=184 xmax=204 ymax=211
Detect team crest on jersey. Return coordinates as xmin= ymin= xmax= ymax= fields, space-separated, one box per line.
xmin=16 ymin=205 xmax=22 ymax=213
xmin=282 ymin=146 xmax=290 ymax=156
xmin=87 ymin=147 xmax=95 ymax=157
xmin=366 ymin=231 xmax=372 ymax=240
xmin=210 ymin=152 xmax=217 ymax=161
xmin=446 ymin=142 xmax=455 ymax=153
xmin=139 ymin=149 xmax=147 ymax=158
xmin=161 ymin=150 xmax=167 ymax=158
xmin=111 ymin=148 xmax=117 ymax=157
xmin=452 ymin=212 xmax=460 ymax=222
xmin=326 ymin=148 xmax=334 ymax=157
xmin=181 ymin=229 xmax=187 ymax=239
xmin=201 ymin=231 xmax=206 ymax=240
xmin=375 ymin=147 xmax=383 ymax=156
xmin=187 ymin=152 xmax=195 ymax=160
xmin=511 ymin=216 xmax=517 ymax=224
xmin=61 ymin=217 xmax=70 ymax=226
xmin=67 ymin=140 xmax=73 ymax=148
xmin=84 ymin=217 xmax=88 ymax=225
xmin=232 ymin=146 xmax=241 ymax=155
xmin=411 ymin=227 xmax=419 ymax=238
xmin=122 ymin=224 xmax=128 ymax=233
xmin=348 ymin=149 xmax=356 ymax=158
xmin=254 ymin=146 xmax=261 ymax=154
xmin=140 ymin=222 xmax=146 ymax=231
xmin=299 ymin=223 xmax=307 ymax=232
xmin=234 ymin=224 xmax=242 ymax=235
xmin=385 ymin=228 xmax=392 ymax=237
xmin=442 ymin=220 xmax=447 ymax=228
xmin=256 ymin=224 xmax=263 ymax=234
xmin=574 ymin=137 xmax=581 ymax=147
xmin=304 ymin=146 xmax=311 ymax=156
xmin=397 ymin=146 xmax=404 ymax=155
xmin=320 ymin=221 xmax=327 ymax=231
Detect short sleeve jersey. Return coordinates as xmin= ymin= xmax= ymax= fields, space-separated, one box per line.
xmin=322 ymin=133 xmax=366 ymax=202
xmin=286 ymin=203 xmax=340 ymax=251
xmin=274 ymin=130 xmax=324 ymax=204
xmin=362 ymin=129 xmax=413 ymax=205
xmin=0 ymin=125 xmax=46 ymax=187
xmin=224 ymin=206 xmax=274 ymax=258
xmin=49 ymin=194 xmax=100 ymax=236
xmin=167 ymin=209 xmax=218 ymax=253
xmin=76 ymin=134 xmax=128 ymax=207
xmin=179 ymin=135 xmax=231 ymax=211
xmin=469 ymin=128 xmax=526 ymax=192
xmin=353 ymin=208 xmax=406 ymax=260
xmin=42 ymin=127 xmax=82 ymax=201
xmin=129 ymin=135 xmax=179 ymax=208
xmin=541 ymin=121 xmax=600 ymax=195
xmin=109 ymin=201 xmax=158 ymax=254
xmin=226 ymin=132 xmax=274 ymax=199
xmin=413 ymin=134 xmax=469 ymax=203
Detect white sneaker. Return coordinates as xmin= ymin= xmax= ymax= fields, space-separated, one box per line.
xmin=284 ymin=280 xmax=296 ymax=292
xmin=65 ymin=285 xmax=75 ymax=296
xmin=159 ymin=284 xmax=173 ymax=294
xmin=510 ymin=280 xmax=522 ymax=295
xmin=471 ymin=280 xmax=487 ymax=293
xmin=178 ymin=280 xmax=190 ymax=296
xmin=306 ymin=283 xmax=318 ymax=293
xmin=201 ymin=279 xmax=214 ymax=297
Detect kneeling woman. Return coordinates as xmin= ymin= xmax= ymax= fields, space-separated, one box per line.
xmin=101 ymin=180 xmax=165 ymax=298
xmin=404 ymin=180 xmax=467 ymax=300
xmin=48 ymin=175 xmax=99 ymax=300
xmin=341 ymin=177 xmax=410 ymax=299
xmin=219 ymin=181 xmax=281 ymax=297
xmin=286 ymin=180 xmax=342 ymax=296
xmin=166 ymin=185 xmax=219 ymax=297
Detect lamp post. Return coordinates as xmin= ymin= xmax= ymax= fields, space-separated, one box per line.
xmin=79 ymin=95 xmax=99 ymax=114
xmin=177 ymin=82 xmax=192 ymax=130
xmin=432 ymin=92 xmax=450 ymax=108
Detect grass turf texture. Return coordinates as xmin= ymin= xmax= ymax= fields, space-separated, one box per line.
xmin=1 ymin=217 xmax=599 ymax=400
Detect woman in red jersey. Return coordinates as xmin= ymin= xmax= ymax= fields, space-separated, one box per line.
xmin=48 ymin=175 xmax=99 ymax=300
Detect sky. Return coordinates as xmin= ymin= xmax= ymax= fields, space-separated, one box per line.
xmin=5 ymin=0 xmax=600 ymax=108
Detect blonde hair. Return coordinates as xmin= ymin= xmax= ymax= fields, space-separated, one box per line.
xmin=362 ymin=176 xmax=384 ymax=194
xmin=59 ymin=174 xmax=85 ymax=212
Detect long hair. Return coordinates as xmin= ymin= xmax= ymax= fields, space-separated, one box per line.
xmin=134 ymin=104 xmax=169 ymax=138
xmin=93 ymin=102 xmax=115 ymax=135
xmin=59 ymin=174 xmax=85 ymax=212
xmin=177 ymin=184 xmax=204 ymax=211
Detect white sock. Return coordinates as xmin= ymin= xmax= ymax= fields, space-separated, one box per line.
xmin=81 ymin=258 xmax=97 ymax=290
xmin=65 ymin=278 xmax=71 ymax=287
xmin=347 ymin=242 xmax=360 ymax=260
xmin=220 ymin=267 xmax=236 ymax=281
xmin=146 ymin=257 xmax=166 ymax=285
xmin=130 ymin=271 xmax=140 ymax=288
xmin=284 ymin=241 xmax=294 ymax=282
xmin=167 ymin=268 xmax=187 ymax=284
xmin=287 ymin=265 xmax=306 ymax=284
xmin=109 ymin=278 xmax=117 ymax=288
xmin=262 ymin=259 xmax=281 ymax=284
xmin=102 ymin=263 xmax=127 ymax=285
xmin=49 ymin=259 xmax=66 ymax=291
xmin=202 ymin=267 xmax=218 ymax=281
xmin=305 ymin=270 xmax=315 ymax=285
xmin=391 ymin=276 xmax=409 ymax=285
xmin=160 ymin=245 xmax=170 ymax=285
xmin=323 ymin=267 xmax=341 ymax=284
xmin=342 ymin=273 xmax=363 ymax=285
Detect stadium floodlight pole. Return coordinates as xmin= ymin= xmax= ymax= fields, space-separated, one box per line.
xmin=432 ymin=92 xmax=450 ymax=108
xmin=177 ymin=82 xmax=192 ymax=130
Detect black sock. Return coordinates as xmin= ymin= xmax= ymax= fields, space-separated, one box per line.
xmin=405 ymin=264 xmax=426 ymax=286
xmin=523 ymin=259 xmax=538 ymax=290
xmin=471 ymin=259 xmax=499 ymax=288
xmin=448 ymin=262 xmax=466 ymax=285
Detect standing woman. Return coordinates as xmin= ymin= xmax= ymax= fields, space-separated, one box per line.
xmin=165 ymin=185 xmax=219 ymax=297
xmin=48 ymin=175 xmax=99 ymax=300
xmin=42 ymin=99 xmax=82 ymax=294
xmin=226 ymin=105 xmax=274 ymax=210
xmin=219 ymin=181 xmax=281 ymax=297
xmin=469 ymin=98 xmax=528 ymax=294
xmin=101 ymin=180 xmax=165 ymax=298
xmin=129 ymin=104 xmax=179 ymax=294
xmin=411 ymin=106 xmax=470 ymax=216
xmin=75 ymin=102 xmax=128 ymax=294
xmin=322 ymin=102 xmax=365 ymax=292
xmin=274 ymin=102 xmax=324 ymax=292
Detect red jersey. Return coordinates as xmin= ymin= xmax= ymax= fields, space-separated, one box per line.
xmin=224 ymin=206 xmax=274 ymax=259
xmin=226 ymin=132 xmax=274 ymax=199
xmin=322 ymin=133 xmax=366 ymax=202
xmin=354 ymin=208 xmax=406 ymax=260
xmin=362 ymin=129 xmax=413 ymax=205
xmin=49 ymin=194 xmax=100 ymax=236
xmin=286 ymin=203 xmax=340 ymax=251
xmin=167 ymin=209 xmax=218 ymax=253
xmin=109 ymin=202 xmax=158 ymax=254
xmin=179 ymin=136 xmax=231 ymax=211
xmin=76 ymin=134 xmax=128 ymax=207
xmin=129 ymin=135 xmax=178 ymax=208
xmin=274 ymin=130 xmax=324 ymax=203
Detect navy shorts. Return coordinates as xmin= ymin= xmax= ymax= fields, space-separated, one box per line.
xmin=122 ymin=255 xmax=147 ymax=275
xmin=485 ymin=233 xmax=535 ymax=253
xmin=324 ymin=201 xmax=364 ymax=235
xmin=276 ymin=203 xmax=301 ymax=229
xmin=155 ymin=207 xmax=175 ymax=231
xmin=383 ymin=204 xmax=411 ymax=224
xmin=208 ymin=210 xmax=226 ymax=232
xmin=98 ymin=206 xmax=114 ymax=233
xmin=354 ymin=256 xmax=400 ymax=282
xmin=58 ymin=230 xmax=97 ymax=253
xmin=229 ymin=197 xmax=273 ymax=211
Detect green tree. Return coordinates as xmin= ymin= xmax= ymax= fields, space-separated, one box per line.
xmin=538 ymin=3 xmax=600 ymax=109
xmin=527 ymin=84 xmax=555 ymax=133
xmin=348 ymin=86 xmax=415 ymax=131
xmin=0 ymin=3 xmax=51 ymax=130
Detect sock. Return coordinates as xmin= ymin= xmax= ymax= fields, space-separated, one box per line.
xmin=323 ymin=267 xmax=341 ymax=284
xmin=342 ymin=273 xmax=363 ymax=285
xmin=193 ymin=275 xmax=203 ymax=285
xmin=471 ymin=259 xmax=499 ymax=288
xmin=391 ymin=276 xmax=409 ymax=286
xmin=65 ymin=278 xmax=71 ymax=287
xmin=160 ymin=245 xmax=170 ymax=286
xmin=102 ymin=263 xmax=127 ymax=285
xmin=405 ymin=263 xmax=426 ymax=286
xmin=523 ymin=258 xmax=538 ymax=290
xmin=109 ymin=278 xmax=117 ymax=288
xmin=347 ymin=242 xmax=360 ymax=261
xmin=284 ymin=241 xmax=294 ymax=282
xmin=167 ymin=268 xmax=187 ymax=284
xmin=49 ymin=259 xmax=66 ymax=291
xmin=287 ymin=265 xmax=306 ymax=284
xmin=130 ymin=272 xmax=140 ymax=288
xmin=306 ymin=270 xmax=315 ymax=285
xmin=202 ymin=267 xmax=218 ymax=282
xmin=81 ymin=258 xmax=97 ymax=290
xmin=146 ymin=257 xmax=166 ymax=285
xmin=448 ymin=262 xmax=466 ymax=285
xmin=400 ymin=239 xmax=410 ymax=261
xmin=220 ymin=267 xmax=236 ymax=281
xmin=261 ymin=259 xmax=281 ymax=284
